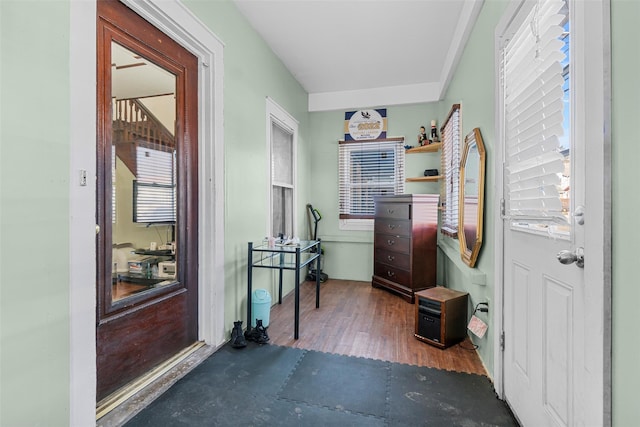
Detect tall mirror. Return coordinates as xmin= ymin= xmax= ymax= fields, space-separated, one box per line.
xmin=458 ymin=128 xmax=485 ymax=267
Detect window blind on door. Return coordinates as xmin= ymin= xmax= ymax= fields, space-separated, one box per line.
xmin=503 ymin=0 xmax=567 ymax=223
xmin=338 ymin=138 xmax=405 ymax=219
xmin=440 ymin=105 xmax=461 ymax=237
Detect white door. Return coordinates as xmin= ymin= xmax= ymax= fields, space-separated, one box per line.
xmin=497 ymin=1 xmax=609 ymax=426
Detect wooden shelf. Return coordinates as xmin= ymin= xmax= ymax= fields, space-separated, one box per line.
xmin=406 ymin=175 xmax=442 ymax=182
xmin=406 ymin=142 xmax=441 ymax=182
xmin=406 ymin=142 xmax=442 ymax=153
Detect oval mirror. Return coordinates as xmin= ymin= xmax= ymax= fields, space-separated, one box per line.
xmin=459 ymin=128 xmax=485 ymax=267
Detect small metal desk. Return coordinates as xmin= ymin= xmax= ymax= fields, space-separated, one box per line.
xmin=247 ymin=240 xmax=321 ymax=339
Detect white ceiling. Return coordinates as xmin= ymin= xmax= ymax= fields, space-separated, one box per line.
xmin=233 ymin=0 xmax=484 ymax=111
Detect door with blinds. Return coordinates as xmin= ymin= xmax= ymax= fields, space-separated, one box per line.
xmin=497 ymin=0 xmax=608 ymax=425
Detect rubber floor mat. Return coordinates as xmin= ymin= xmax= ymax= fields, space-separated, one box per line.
xmin=124 ymin=343 xmax=518 ymax=426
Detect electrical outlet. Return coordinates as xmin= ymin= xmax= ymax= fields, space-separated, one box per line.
xmin=79 ymin=169 xmax=87 ymax=186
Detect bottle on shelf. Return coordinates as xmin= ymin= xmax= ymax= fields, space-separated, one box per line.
xmin=430 ymin=120 xmax=439 ymax=142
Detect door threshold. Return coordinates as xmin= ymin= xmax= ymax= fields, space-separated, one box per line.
xmin=96 ymin=341 xmax=217 ymax=426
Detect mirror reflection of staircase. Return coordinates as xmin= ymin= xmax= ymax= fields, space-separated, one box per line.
xmin=113 ymin=98 xmax=175 ymax=176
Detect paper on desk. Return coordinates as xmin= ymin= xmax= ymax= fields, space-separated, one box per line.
xmin=276 ymin=237 xmax=300 ymax=246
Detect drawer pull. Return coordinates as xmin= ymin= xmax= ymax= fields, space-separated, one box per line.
xmin=387 ymin=255 xmax=395 ymax=262
xmin=387 ymin=208 xmax=394 ymax=214
xmin=387 ymin=271 xmax=395 ymax=278
xmin=387 ymin=239 xmax=395 ymax=246
xmin=387 ymin=224 xmax=397 ymax=230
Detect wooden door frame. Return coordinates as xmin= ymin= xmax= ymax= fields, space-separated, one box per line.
xmin=492 ymin=0 xmax=612 ymax=425
xmin=69 ymin=0 xmax=225 ymax=423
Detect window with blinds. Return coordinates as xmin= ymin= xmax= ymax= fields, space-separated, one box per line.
xmin=271 ymin=121 xmax=294 ymax=238
xmin=440 ymin=104 xmax=461 ymax=237
xmin=133 ymin=144 xmax=176 ymax=223
xmin=338 ymin=137 xmax=405 ymax=219
xmin=502 ymin=0 xmax=569 ymax=235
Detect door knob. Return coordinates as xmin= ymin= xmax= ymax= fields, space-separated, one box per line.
xmin=557 ymin=247 xmax=584 ymax=268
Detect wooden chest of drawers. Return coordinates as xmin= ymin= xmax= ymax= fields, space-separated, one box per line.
xmin=372 ymin=194 xmax=439 ymax=302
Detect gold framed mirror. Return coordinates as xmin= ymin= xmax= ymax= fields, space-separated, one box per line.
xmin=459 ymin=128 xmax=485 ymax=267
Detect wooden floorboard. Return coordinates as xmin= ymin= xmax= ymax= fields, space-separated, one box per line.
xmin=267 ymin=279 xmax=488 ymax=376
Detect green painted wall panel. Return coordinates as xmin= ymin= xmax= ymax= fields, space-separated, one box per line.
xmin=0 ymin=1 xmax=71 ymax=425
xmin=437 ymin=0 xmax=508 ymax=378
xmin=182 ymin=0 xmax=311 ymax=330
xmin=611 ymin=0 xmax=640 ymax=424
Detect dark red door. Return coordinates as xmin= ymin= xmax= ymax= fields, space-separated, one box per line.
xmin=96 ymin=0 xmax=198 ymax=400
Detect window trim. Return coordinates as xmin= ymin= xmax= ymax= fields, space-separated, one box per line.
xmin=266 ymin=97 xmax=298 ymax=238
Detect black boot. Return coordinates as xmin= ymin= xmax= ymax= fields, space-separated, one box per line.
xmin=244 ymin=319 xmax=270 ymax=344
xmin=254 ymin=319 xmax=270 ymax=344
xmin=231 ymin=320 xmax=247 ymax=348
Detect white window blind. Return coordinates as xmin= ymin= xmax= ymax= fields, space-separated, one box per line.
xmin=133 ymin=144 xmax=176 ymax=223
xmin=440 ymin=105 xmax=461 ymax=237
xmin=112 ymin=144 xmax=116 ymax=223
xmin=339 ymin=138 xmax=405 ymax=219
xmin=503 ymin=0 xmax=568 ymax=225
xmin=271 ymin=121 xmax=294 ymax=238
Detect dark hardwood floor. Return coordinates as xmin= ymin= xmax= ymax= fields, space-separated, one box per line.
xmin=267 ymin=279 xmax=488 ymax=376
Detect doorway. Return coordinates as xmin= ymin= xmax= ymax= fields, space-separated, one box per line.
xmin=96 ymin=0 xmax=199 ymax=400
xmin=69 ymin=0 xmax=224 ymax=422
xmin=495 ymin=0 xmax=610 ymax=425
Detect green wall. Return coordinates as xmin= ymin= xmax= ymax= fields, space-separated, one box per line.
xmin=0 ymin=1 xmax=72 ymax=425
xmin=307 ymin=104 xmax=441 ymax=281
xmin=611 ymin=0 xmax=640 ymax=424
xmin=182 ymin=0 xmax=311 ymax=334
xmin=437 ymin=0 xmax=508 ymax=379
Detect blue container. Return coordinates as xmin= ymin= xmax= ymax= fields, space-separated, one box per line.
xmin=251 ymin=288 xmax=272 ymax=328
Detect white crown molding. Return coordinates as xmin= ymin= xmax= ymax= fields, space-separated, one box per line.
xmin=438 ymin=0 xmax=485 ymax=99
xmin=308 ymin=82 xmax=441 ymax=112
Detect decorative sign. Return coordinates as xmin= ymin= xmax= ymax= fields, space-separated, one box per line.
xmin=344 ymin=108 xmax=387 ymax=141
xmin=467 ymin=315 xmax=488 ymax=338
